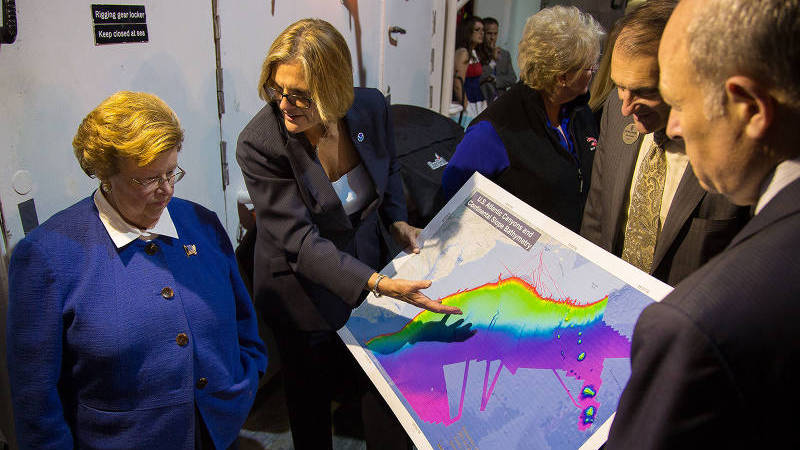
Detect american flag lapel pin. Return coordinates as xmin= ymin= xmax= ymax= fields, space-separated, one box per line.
xmin=184 ymin=244 xmax=197 ymax=257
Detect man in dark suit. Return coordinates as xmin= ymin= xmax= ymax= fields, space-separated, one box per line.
xmin=580 ymin=0 xmax=749 ymax=285
xmin=606 ymin=0 xmax=800 ymax=447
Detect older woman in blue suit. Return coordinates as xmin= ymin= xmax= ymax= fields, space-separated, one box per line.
xmin=236 ymin=18 xmax=460 ymax=450
xmin=7 ymin=91 xmax=267 ymax=449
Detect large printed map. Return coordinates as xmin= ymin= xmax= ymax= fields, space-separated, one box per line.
xmin=339 ymin=174 xmax=672 ymax=450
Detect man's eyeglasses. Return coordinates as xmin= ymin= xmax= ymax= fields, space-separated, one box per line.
xmin=265 ymin=85 xmax=313 ymax=109
xmin=129 ymin=166 xmax=186 ymax=190
xmin=585 ymin=63 xmax=599 ymax=75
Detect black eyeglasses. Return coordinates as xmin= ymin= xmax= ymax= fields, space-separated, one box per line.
xmin=265 ymin=85 xmax=313 ymax=109
xmin=129 ymin=166 xmax=186 ymax=190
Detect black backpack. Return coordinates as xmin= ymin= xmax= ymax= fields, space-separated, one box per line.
xmin=390 ymin=104 xmax=464 ymax=227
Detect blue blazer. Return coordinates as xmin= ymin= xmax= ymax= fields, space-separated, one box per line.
xmin=237 ymin=87 xmax=407 ymax=331
xmin=7 ymin=196 xmax=267 ymax=449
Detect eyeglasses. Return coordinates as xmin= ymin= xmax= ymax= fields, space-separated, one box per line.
xmin=265 ymin=85 xmax=313 ymax=109
xmin=585 ymin=63 xmax=599 ymax=75
xmin=129 ymin=166 xmax=186 ymax=190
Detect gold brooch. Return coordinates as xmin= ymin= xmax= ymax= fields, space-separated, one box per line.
xmin=184 ymin=244 xmax=197 ymax=257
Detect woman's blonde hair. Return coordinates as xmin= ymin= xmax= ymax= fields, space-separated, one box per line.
xmin=517 ymin=6 xmax=604 ymax=94
xmin=257 ymin=18 xmax=354 ymax=123
xmin=588 ymin=19 xmax=621 ymax=112
xmin=72 ymin=91 xmax=183 ymax=180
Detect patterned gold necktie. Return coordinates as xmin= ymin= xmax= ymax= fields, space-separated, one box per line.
xmin=621 ymin=139 xmax=667 ymax=272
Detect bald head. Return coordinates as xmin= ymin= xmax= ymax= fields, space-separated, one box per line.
xmin=683 ymin=0 xmax=800 ymax=116
xmin=658 ymin=0 xmax=800 ymax=206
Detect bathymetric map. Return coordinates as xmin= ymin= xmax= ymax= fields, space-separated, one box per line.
xmin=339 ymin=173 xmax=672 ymax=450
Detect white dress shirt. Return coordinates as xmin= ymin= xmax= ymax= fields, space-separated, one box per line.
xmin=94 ymin=189 xmax=179 ymax=248
xmin=755 ymin=156 xmax=800 ymax=215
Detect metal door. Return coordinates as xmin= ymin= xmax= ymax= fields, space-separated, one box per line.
xmin=216 ymin=0 xmax=441 ymax=232
xmin=0 ymin=0 xmax=225 ymax=251
xmin=381 ymin=0 xmax=443 ymax=109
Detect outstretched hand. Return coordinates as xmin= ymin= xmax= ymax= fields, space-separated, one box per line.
xmin=390 ymin=221 xmax=422 ymax=254
xmin=380 ymin=278 xmax=462 ymax=315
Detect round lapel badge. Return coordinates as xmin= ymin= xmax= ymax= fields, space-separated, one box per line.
xmin=357 ymin=132 xmax=365 ymax=143
xmin=622 ymin=123 xmax=640 ymax=145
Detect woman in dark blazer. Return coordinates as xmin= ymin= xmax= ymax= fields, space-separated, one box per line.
xmin=7 ymin=91 xmax=267 ymax=449
xmin=236 ymin=18 xmax=460 ymax=449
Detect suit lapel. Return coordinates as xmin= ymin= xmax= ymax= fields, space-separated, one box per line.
xmin=284 ymin=131 xmax=352 ymax=230
xmin=605 ymin=100 xmax=642 ymax=252
xmin=344 ymin=101 xmax=383 ymax=219
xmin=608 ymin=135 xmax=640 ymax=242
xmin=600 ymin=93 xmax=642 ymax=252
xmin=652 ymin=162 xmax=705 ymax=270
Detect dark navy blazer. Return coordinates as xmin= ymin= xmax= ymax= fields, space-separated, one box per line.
xmin=7 ymin=196 xmax=267 ymax=449
xmin=606 ymin=179 xmax=800 ymax=448
xmin=237 ymin=87 xmax=407 ymax=331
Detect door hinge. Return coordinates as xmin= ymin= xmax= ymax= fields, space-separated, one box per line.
xmin=220 ymin=140 xmax=229 ymax=189
xmin=212 ymin=5 xmax=225 ymax=116
xmin=216 ymin=67 xmax=225 ymax=115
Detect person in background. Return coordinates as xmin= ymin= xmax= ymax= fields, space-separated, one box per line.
xmin=7 ymin=91 xmax=267 ymax=449
xmin=453 ymin=16 xmax=487 ymax=126
xmin=479 ymin=17 xmax=517 ymax=104
xmin=236 ymin=18 xmax=461 ymax=450
xmin=442 ymin=6 xmax=604 ymax=233
xmin=606 ymin=0 xmax=800 ymax=446
xmin=580 ymin=0 xmax=749 ymax=285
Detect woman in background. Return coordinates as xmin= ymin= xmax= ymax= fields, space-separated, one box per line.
xmin=442 ymin=6 xmax=604 ymax=233
xmin=7 ymin=91 xmax=267 ymax=449
xmin=237 ymin=18 xmax=460 ymax=449
xmin=453 ymin=16 xmax=487 ymax=126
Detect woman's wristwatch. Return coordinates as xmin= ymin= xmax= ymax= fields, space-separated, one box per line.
xmin=372 ymin=274 xmax=387 ymax=297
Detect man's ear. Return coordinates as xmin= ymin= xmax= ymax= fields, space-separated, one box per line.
xmin=725 ymin=75 xmax=775 ymax=140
